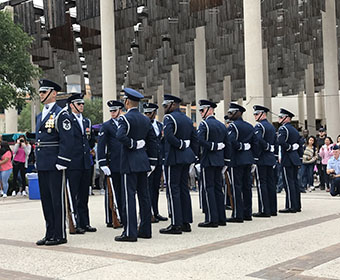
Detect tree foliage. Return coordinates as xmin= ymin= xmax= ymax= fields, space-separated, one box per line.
xmin=83 ymin=98 xmax=103 ymax=124
xmin=0 ymin=11 xmax=40 ymax=110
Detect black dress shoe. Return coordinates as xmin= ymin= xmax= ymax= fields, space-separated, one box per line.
xmin=137 ymin=233 xmax=152 ymax=239
xmin=155 ymin=214 xmax=168 ymax=221
xmin=181 ymin=223 xmax=191 ymax=232
xmin=159 ymin=224 xmax=182 ymax=234
xmin=36 ymin=237 xmax=48 ymax=246
xmin=226 ymin=218 xmax=244 ymax=223
xmin=45 ymin=238 xmax=67 ymax=246
xmin=113 ymin=224 xmax=123 ymax=229
xmin=296 ymin=209 xmax=301 ymax=212
xmin=70 ymin=228 xmax=85 ymax=235
xmin=198 ymin=221 xmax=218 ymax=228
xmin=106 ymin=223 xmax=113 ymax=228
xmin=252 ymin=212 xmax=271 ymax=218
xmin=151 ymin=216 xmax=159 ymax=223
xmin=279 ymin=208 xmax=296 ymax=213
xmin=114 ymin=234 xmax=137 ymax=242
xmin=218 ymin=221 xmax=227 ymax=226
xmin=271 ymin=212 xmax=278 ymax=216
xmin=244 ymin=217 xmax=253 ymax=221
xmin=84 ymin=225 xmax=97 ymax=232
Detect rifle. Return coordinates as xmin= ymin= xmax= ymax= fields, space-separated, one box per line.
xmin=63 ymin=170 xmax=76 ymax=234
xmin=224 ymin=169 xmax=234 ymax=210
xmin=106 ymin=176 xmax=121 ymax=228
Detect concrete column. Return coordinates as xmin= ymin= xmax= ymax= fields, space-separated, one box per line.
xmin=171 ymin=64 xmax=180 ymax=97
xmin=5 ymin=108 xmax=18 ymax=133
xmin=262 ymin=48 xmax=272 ymax=122
xmin=322 ymin=0 xmax=340 ymax=139
xmin=237 ymin=98 xmax=243 ymax=106
xmin=298 ymin=91 xmax=305 ymax=130
xmin=186 ymin=104 xmax=192 ymax=119
xmin=66 ymin=74 xmax=81 ymax=93
xmin=305 ymin=64 xmax=316 ymax=136
xmin=157 ymin=84 xmax=164 ymax=121
xmin=31 ymin=78 xmax=41 ymax=132
xmin=223 ymin=76 xmax=232 ymax=116
xmin=319 ymin=89 xmax=326 ymax=126
xmin=100 ymin=0 xmax=117 ymax=121
xmin=267 ymin=85 xmax=272 ymax=122
xmin=194 ymin=26 xmax=207 ymax=124
xmin=243 ymin=0 xmax=265 ymax=123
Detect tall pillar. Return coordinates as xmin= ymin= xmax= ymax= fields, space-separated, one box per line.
xmin=157 ymin=83 xmax=164 ymax=121
xmin=223 ymin=76 xmax=232 ymax=116
xmin=267 ymin=85 xmax=272 ymax=122
xmin=243 ymin=0 xmax=265 ymax=123
xmin=194 ymin=26 xmax=207 ymax=124
xmin=31 ymin=77 xmax=41 ymax=132
xmin=305 ymin=64 xmax=316 ymax=135
xmin=5 ymin=108 xmax=18 ymax=133
xmin=319 ymin=89 xmax=326 ymax=127
xmin=171 ymin=64 xmax=180 ymax=97
xmin=100 ymin=0 xmax=117 ymax=121
xmin=186 ymin=104 xmax=192 ymax=119
xmin=298 ymin=91 xmax=305 ymax=130
xmin=322 ymin=0 xmax=340 ymax=139
xmin=262 ymin=48 xmax=272 ymax=122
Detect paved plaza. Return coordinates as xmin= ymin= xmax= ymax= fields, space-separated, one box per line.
xmin=0 ymin=190 xmax=340 ymax=280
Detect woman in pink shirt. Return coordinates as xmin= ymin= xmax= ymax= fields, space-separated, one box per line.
xmin=319 ymin=136 xmax=334 ymax=191
xmin=0 ymin=141 xmax=13 ymax=198
xmin=12 ymin=135 xmax=31 ymax=196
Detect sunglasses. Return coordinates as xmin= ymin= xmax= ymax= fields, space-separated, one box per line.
xmin=110 ymin=109 xmax=118 ymax=112
xmin=76 ymin=102 xmax=84 ymax=106
xmin=39 ymin=91 xmax=47 ymax=94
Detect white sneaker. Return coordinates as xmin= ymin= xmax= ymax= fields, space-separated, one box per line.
xmin=100 ymin=189 xmax=105 ymax=195
xmin=16 ymin=191 xmax=22 ymax=196
xmin=0 ymin=190 xmax=3 ymax=196
xmin=12 ymin=191 xmax=16 ymax=196
xmin=3 ymin=194 xmax=7 ymax=198
xmin=22 ymin=190 xmax=27 ymax=196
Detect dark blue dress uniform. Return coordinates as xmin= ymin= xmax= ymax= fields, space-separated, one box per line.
xmin=116 ymin=88 xmax=158 ymax=241
xmin=65 ymin=94 xmax=95 ymax=232
xmin=197 ymin=100 xmax=229 ymax=226
xmin=35 ymin=79 xmax=73 ymax=244
xmin=143 ymin=103 xmax=166 ymax=221
xmin=161 ymin=94 xmax=199 ymax=232
xmin=277 ymin=108 xmax=303 ymax=213
xmin=97 ymin=100 xmax=124 ymax=226
xmin=227 ymin=103 xmax=258 ymax=222
xmin=252 ymin=105 xmax=277 ymax=217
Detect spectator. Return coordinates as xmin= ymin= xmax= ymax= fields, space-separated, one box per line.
xmin=12 ymin=135 xmax=31 ymax=196
xmin=319 ymin=136 xmax=334 ymax=192
xmin=326 ymin=145 xmax=340 ymax=196
xmin=301 ymin=136 xmax=318 ymax=192
xmin=336 ymin=135 xmax=340 ymax=146
xmin=302 ymin=129 xmax=309 ymax=144
xmin=0 ymin=134 xmax=3 ymax=196
xmin=0 ymin=141 xmax=13 ymax=198
xmin=316 ymin=127 xmax=327 ymax=189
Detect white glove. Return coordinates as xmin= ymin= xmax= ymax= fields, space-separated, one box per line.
xmin=270 ymin=145 xmax=275 ymax=153
xmin=292 ymin=143 xmax=299 ymax=151
xmin=195 ymin=164 xmax=201 ymax=173
xmin=184 ymin=140 xmax=191 ymax=148
xmin=217 ymin=143 xmax=225 ymax=150
xmin=221 ymin=166 xmax=227 ymax=175
xmin=251 ymin=164 xmax=257 ymax=173
xmin=100 ymin=166 xmax=111 ymax=176
xmin=136 ymin=140 xmax=145 ymax=149
xmin=147 ymin=165 xmax=156 ymax=177
xmin=56 ymin=164 xmax=67 ymax=171
xmin=244 ymin=143 xmax=251 ymax=151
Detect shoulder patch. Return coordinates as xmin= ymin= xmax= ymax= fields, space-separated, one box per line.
xmin=62 ymin=119 xmax=72 ymax=131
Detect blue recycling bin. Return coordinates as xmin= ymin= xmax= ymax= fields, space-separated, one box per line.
xmin=27 ymin=173 xmax=40 ymax=200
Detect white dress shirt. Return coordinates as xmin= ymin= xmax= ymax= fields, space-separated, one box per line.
xmin=152 ymin=120 xmax=160 ymax=137
xmin=41 ymin=102 xmax=56 ymax=120
xmin=73 ymin=112 xmax=84 ymax=134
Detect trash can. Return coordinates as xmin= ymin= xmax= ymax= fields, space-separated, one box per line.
xmin=26 ymin=173 xmax=40 ymax=200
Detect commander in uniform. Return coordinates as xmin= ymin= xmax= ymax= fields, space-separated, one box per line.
xmin=197 ymin=100 xmax=229 ymax=228
xmin=160 ymin=94 xmax=199 ymax=234
xmin=66 ymin=93 xmax=97 ymax=234
xmin=277 ymin=108 xmax=303 ymax=213
xmin=35 ymin=79 xmax=73 ymax=246
xmin=143 ymin=103 xmax=168 ymax=223
xmin=97 ymin=100 xmax=125 ymax=228
xmin=252 ymin=105 xmax=277 ymax=217
xmin=226 ymin=103 xmax=257 ymax=223
xmin=115 ymin=88 xmax=158 ymax=242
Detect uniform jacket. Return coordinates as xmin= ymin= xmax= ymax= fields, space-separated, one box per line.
xmin=277 ymin=122 xmax=303 ymax=167
xmin=97 ymin=119 xmax=122 ymax=173
xmin=254 ymin=119 xmax=276 ymax=166
xmin=68 ymin=114 xmax=92 ymax=170
xmin=117 ymin=108 xmax=158 ymax=174
xmin=227 ymin=117 xmax=258 ymax=167
xmin=151 ymin=120 xmax=164 ymax=166
xmin=163 ymin=108 xmax=199 ymax=166
xmin=197 ymin=115 xmax=230 ymax=168
xmin=35 ymin=104 xmax=73 ymax=171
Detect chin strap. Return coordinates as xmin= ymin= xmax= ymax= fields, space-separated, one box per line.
xmin=41 ymin=89 xmax=52 ymax=104
xmin=202 ymin=107 xmax=209 ymax=120
xmin=279 ymin=116 xmax=288 ymax=125
xmin=256 ymin=112 xmax=263 ymax=122
xmin=71 ymin=102 xmax=81 ymax=114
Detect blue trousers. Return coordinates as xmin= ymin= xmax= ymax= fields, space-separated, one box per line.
xmin=147 ymin=165 xmax=162 ymax=216
xmin=282 ymin=166 xmax=301 ymax=211
xmin=300 ymin=164 xmax=314 ymax=189
xmin=330 ymin=177 xmax=340 ymax=196
xmin=104 ymin=172 xmax=123 ymax=225
xmin=121 ymin=172 xmax=151 ymax=238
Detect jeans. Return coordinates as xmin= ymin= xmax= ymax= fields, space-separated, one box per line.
xmin=0 ymin=169 xmax=13 ymax=195
xmin=330 ymin=177 xmax=340 ymax=196
xmin=300 ymin=164 xmax=314 ymax=189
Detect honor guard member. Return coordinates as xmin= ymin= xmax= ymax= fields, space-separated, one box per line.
xmin=97 ymin=100 xmax=125 ymax=228
xmin=66 ymin=94 xmax=97 ymax=233
xmin=160 ymin=94 xmax=199 ymax=234
xmin=35 ymin=79 xmax=73 ymax=246
xmin=226 ymin=103 xmax=258 ymax=223
xmin=115 ymin=88 xmax=158 ymax=242
xmin=197 ymin=100 xmax=229 ymax=227
xmin=277 ymin=108 xmax=303 ymax=213
xmin=143 ymin=103 xmax=168 ymax=223
xmin=252 ymin=105 xmax=277 ymax=217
